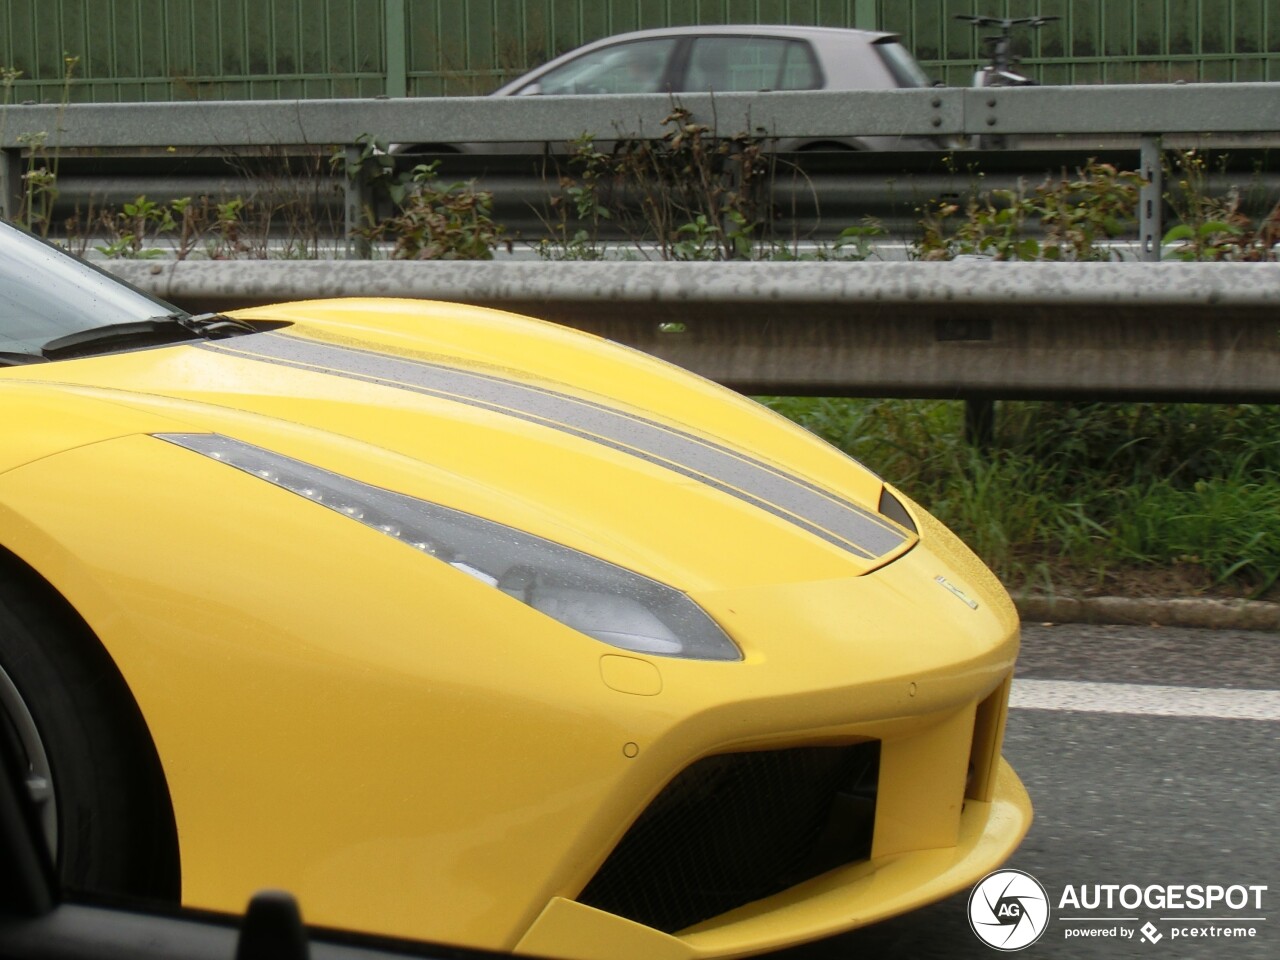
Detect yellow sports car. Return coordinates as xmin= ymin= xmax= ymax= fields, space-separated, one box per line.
xmin=0 ymin=220 xmax=1030 ymax=959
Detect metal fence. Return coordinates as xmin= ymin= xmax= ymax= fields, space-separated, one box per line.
xmin=1 ymin=0 xmax=388 ymax=101
xmin=2 ymin=0 xmax=1278 ymax=103
xmin=897 ymin=0 xmax=1280 ymax=85
xmin=6 ymin=83 xmax=1280 ymax=262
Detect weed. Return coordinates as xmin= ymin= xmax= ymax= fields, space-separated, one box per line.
xmin=15 ymin=130 xmax=57 ymax=234
xmin=352 ymin=160 xmax=505 ymax=260
xmin=5 ymin=55 xmax=81 ymax=236
xmin=813 ymin=222 xmax=890 ymax=261
xmin=222 ymin=146 xmax=343 ymax=258
xmin=94 ymin=195 xmax=175 ymax=258
xmin=915 ymin=160 xmax=1142 ymax=260
xmin=540 ymin=106 xmax=778 ymax=261
xmin=539 ymin=133 xmax=615 ymax=259
xmin=1161 ymin=150 xmax=1280 ymax=261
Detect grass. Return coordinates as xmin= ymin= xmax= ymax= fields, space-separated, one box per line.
xmin=761 ymin=397 xmax=1280 ymax=601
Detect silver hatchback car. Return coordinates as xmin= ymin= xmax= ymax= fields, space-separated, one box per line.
xmin=401 ymin=25 xmax=938 ymax=153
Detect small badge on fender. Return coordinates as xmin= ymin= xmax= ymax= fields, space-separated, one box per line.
xmin=935 ymin=575 xmax=979 ymax=610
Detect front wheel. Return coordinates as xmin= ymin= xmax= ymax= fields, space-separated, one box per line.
xmin=0 ymin=557 xmax=180 ymax=902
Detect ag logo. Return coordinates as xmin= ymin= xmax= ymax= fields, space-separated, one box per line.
xmin=968 ymin=869 xmax=1050 ymax=950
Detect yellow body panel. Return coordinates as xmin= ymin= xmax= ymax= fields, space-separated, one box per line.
xmin=0 ymin=297 xmax=1031 ymax=957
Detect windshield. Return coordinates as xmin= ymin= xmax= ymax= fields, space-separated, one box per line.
xmin=0 ymin=220 xmax=182 ymax=355
xmin=874 ymin=38 xmax=933 ymax=88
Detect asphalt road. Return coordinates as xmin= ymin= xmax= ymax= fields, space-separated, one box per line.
xmin=775 ymin=624 xmax=1280 ymax=960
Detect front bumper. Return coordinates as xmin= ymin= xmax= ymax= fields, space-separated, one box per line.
xmin=517 ymin=757 xmax=1031 ymax=960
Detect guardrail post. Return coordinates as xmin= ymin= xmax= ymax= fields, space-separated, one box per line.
xmin=965 ymin=399 xmax=995 ymax=449
xmin=1 ymin=148 xmax=22 ymax=222
xmin=343 ymin=144 xmax=373 ymax=259
xmin=1140 ymin=136 xmax=1164 ymax=262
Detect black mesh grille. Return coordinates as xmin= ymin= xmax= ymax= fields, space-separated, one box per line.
xmin=578 ymin=741 xmax=879 ymax=933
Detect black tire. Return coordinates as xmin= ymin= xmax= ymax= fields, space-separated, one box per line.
xmin=396 ymin=143 xmax=461 ymax=155
xmin=795 ymin=140 xmax=859 ymax=153
xmin=0 ymin=552 xmax=179 ymax=902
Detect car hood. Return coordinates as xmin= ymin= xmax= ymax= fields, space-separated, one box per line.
xmin=1 ymin=298 xmax=916 ymax=591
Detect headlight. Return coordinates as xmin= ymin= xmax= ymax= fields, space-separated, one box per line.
xmin=157 ymin=433 xmax=741 ymax=661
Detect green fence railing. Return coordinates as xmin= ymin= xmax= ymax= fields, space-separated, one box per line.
xmin=895 ymin=0 xmax=1280 ymax=85
xmin=2 ymin=0 xmax=1278 ymax=103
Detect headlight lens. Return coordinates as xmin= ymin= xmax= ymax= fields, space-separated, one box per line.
xmin=158 ymin=434 xmax=741 ymax=661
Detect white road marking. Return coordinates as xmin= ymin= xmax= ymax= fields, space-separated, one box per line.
xmin=1010 ymin=679 xmax=1280 ymax=722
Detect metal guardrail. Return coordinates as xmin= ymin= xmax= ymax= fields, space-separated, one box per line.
xmin=10 ymin=86 xmax=1280 ymax=415
xmin=4 ymin=84 xmax=1280 ymax=258
xmin=6 ymin=84 xmax=1280 ymax=145
xmin=104 ymin=259 xmax=1280 ymax=402
xmin=47 ymin=149 xmax=1263 ymax=251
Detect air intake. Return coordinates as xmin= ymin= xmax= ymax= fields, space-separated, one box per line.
xmin=578 ymin=741 xmax=879 ymax=933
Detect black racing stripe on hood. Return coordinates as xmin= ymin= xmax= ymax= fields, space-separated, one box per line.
xmin=197 ymin=334 xmax=910 ymax=559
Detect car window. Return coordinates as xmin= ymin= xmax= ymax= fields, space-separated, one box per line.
xmin=531 ymin=38 xmax=678 ymax=95
xmin=873 ymin=38 xmax=933 ymax=88
xmin=685 ymin=37 xmax=820 ymax=92
xmin=0 ymin=221 xmax=179 ymax=356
